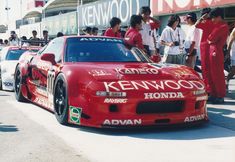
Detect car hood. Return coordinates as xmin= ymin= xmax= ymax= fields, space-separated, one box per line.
xmin=62 ymin=62 xmax=200 ymax=81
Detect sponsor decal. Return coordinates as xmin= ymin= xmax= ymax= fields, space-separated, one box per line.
xmin=116 ymin=68 xmax=159 ymax=75
xmin=89 ymin=70 xmax=112 ymax=76
xmin=47 ymin=70 xmax=55 ymax=94
xmin=35 ymin=87 xmax=48 ymax=97
xmin=196 ymin=96 xmax=208 ymax=101
xmin=151 ymin=0 xmax=234 ymax=15
xmin=79 ymin=37 xmax=123 ymax=43
xmin=3 ymin=82 xmax=13 ymax=87
xmin=104 ymin=80 xmax=205 ymax=91
xmin=37 ymin=61 xmax=51 ymax=70
xmin=34 ymin=97 xmax=53 ymax=110
xmin=103 ymin=119 xmax=142 ymax=125
xmin=77 ymin=0 xmax=149 ymax=27
xmin=144 ymin=92 xmax=184 ymax=99
xmin=104 ymin=98 xmax=127 ymax=103
xmin=184 ymin=114 xmax=205 ymax=122
xmin=69 ymin=106 xmax=82 ymax=125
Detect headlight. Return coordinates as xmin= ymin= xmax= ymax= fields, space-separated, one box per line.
xmin=193 ymin=90 xmax=206 ymax=96
xmin=96 ymin=91 xmax=127 ymax=97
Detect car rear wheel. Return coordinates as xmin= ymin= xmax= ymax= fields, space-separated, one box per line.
xmin=54 ymin=74 xmax=68 ymax=125
xmin=14 ymin=66 xmax=26 ymax=102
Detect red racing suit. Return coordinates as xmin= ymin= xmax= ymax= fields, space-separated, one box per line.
xmin=125 ymin=27 xmax=145 ymax=50
xmin=207 ymin=21 xmax=229 ymax=98
xmin=104 ymin=28 xmax=122 ymax=38
xmin=196 ymin=19 xmax=215 ymax=93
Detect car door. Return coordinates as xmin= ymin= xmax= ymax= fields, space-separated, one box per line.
xmin=30 ymin=37 xmax=64 ymax=99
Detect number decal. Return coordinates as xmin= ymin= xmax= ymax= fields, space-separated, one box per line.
xmin=47 ymin=70 xmax=55 ymax=94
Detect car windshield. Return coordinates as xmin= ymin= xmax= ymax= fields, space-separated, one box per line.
xmin=6 ymin=49 xmax=27 ymax=60
xmin=65 ymin=37 xmax=150 ymax=63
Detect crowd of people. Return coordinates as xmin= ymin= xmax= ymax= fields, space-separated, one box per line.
xmin=0 ymin=30 xmax=64 ymax=48
xmin=0 ymin=6 xmax=234 ymax=104
xmin=100 ymin=6 xmax=234 ymax=104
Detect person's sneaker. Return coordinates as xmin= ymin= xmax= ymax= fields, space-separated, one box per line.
xmin=212 ymin=98 xmax=225 ymax=104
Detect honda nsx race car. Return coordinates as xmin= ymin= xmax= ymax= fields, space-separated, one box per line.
xmin=0 ymin=46 xmax=39 ymax=91
xmin=15 ymin=36 xmax=208 ymax=128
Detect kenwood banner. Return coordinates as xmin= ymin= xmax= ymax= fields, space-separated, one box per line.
xmin=77 ymin=0 xmax=149 ymax=28
xmin=151 ymin=0 xmax=235 ymax=15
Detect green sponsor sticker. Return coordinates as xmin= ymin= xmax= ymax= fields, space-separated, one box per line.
xmin=69 ymin=106 xmax=82 ymax=124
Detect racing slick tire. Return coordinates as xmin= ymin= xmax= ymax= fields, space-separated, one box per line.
xmin=54 ymin=73 xmax=69 ymax=125
xmin=14 ymin=66 xmax=27 ymax=102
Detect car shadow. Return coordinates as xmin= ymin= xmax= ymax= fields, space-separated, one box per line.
xmin=0 ymin=122 xmax=18 ymax=132
xmin=207 ymin=101 xmax=235 ymax=106
xmin=207 ymin=106 xmax=235 ymax=131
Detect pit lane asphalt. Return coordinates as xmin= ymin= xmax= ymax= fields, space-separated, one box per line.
xmin=0 ymin=80 xmax=235 ymax=162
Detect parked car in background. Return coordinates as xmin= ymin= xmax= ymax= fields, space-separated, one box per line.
xmin=0 ymin=46 xmax=40 ymax=91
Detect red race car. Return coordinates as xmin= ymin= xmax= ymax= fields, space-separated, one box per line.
xmin=14 ymin=36 xmax=208 ymax=128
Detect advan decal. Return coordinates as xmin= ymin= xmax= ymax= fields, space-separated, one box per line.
xmin=103 ymin=119 xmax=142 ymax=125
xmin=184 ymin=114 xmax=205 ymax=122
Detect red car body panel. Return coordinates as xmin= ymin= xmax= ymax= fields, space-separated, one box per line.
xmin=16 ymin=36 xmax=208 ymax=128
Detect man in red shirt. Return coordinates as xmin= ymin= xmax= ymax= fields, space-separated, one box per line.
xmin=125 ymin=15 xmax=145 ymax=52
xmin=207 ymin=8 xmax=229 ymax=104
xmin=196 ymin=8 xmax=215 ymax=93
xmin=104 ymin=17 xmax=122 ymax=38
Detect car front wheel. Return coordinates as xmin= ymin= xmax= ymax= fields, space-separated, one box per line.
xmin=14 ymin=66 xmax=26 ymax=102
xmin=54 ymin=74 xmax=68 ymax=125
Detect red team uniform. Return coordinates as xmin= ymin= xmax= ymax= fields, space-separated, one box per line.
xmin=104 ymin=28 xmax=121 ymax=38
xmin=125 ymin=28 xmax=145 ymax=50
xmin=207 ymin=22 xmax=229 ymax=98
xmin=197 ymin=19 xmax=215 ymax=93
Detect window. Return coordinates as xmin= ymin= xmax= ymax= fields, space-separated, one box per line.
xmin=5 ymin=49 xmax=27 ymax=60
xmin=41 ymin=37 xmax=64 ymax=62
xmin=65 ymin=37 xmax=149 ymax=63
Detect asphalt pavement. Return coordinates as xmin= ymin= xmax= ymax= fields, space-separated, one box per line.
xmin=0 ymin=79 xmax=235 ymax=162
xmin=0 ymin=93 xmax=89 ymax=162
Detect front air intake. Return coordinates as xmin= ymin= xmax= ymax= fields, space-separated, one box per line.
xmin=136 ymin=101 xmax=184 ymax=114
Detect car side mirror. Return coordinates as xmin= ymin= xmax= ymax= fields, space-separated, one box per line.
xmin=41 ymin=53 xmax=56 ymax=65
